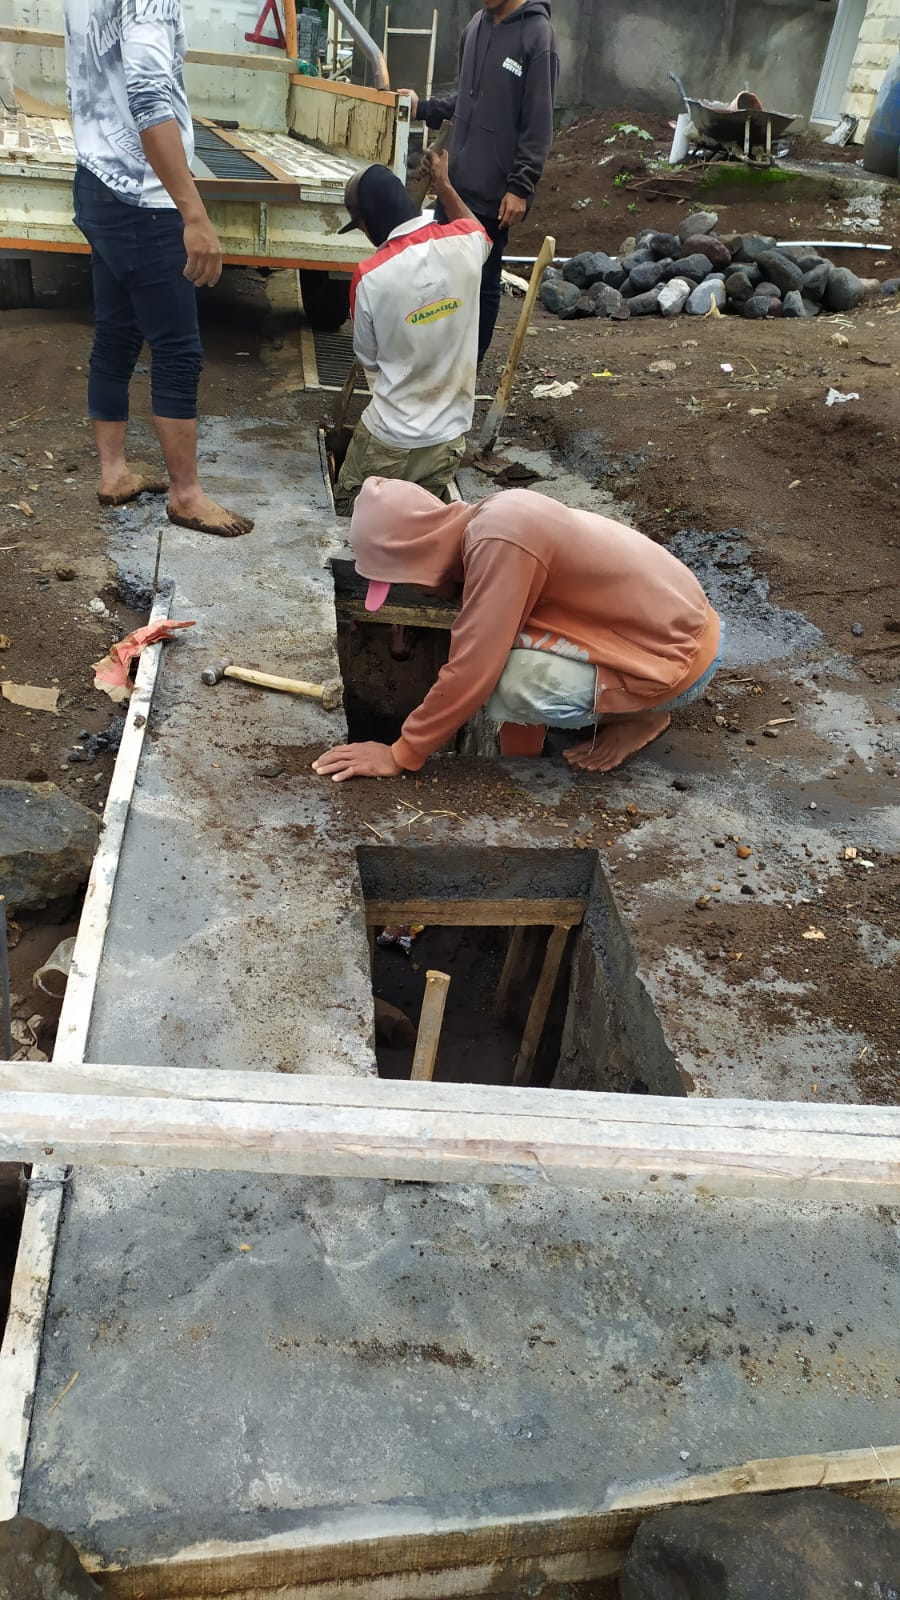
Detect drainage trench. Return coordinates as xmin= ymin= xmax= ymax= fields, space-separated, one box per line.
xmin=357 ymin=847 xmax=684 ymax=1097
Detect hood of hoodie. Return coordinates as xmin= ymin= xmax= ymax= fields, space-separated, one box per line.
xmin=350 ymin=478 xmax=475 ymax=590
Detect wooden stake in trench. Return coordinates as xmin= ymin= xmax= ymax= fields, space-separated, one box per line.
xmin=410 ymin=969 xmax=451 ymax=1082
xmin=512 ymin=925 xmax=569 ymax=1088
xmin=478 ymin=232 xmax=556 ymax=456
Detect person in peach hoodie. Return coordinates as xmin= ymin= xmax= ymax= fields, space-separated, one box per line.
xmin=312 ymin=478 xmax=723 ymax=783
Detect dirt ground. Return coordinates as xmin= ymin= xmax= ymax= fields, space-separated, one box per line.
xmin=514 ymin=107 xmax=895 ymax=255
xmin=1 ymin=141 xmax=898 ymax=1086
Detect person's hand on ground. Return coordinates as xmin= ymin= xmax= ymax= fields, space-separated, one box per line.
xmin=312 ymin=741 xmax=403 ymax=781
xmin=397 ymin=87 xmax=419 ymax=116
xmin=498 ymin=191 xmax=527 ymax=229
xmin=183 ymin=217 xmax=223 ymax=287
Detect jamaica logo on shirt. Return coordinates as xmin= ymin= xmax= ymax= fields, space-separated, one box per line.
xmin=406 ymin=297 xmax=462 ymax=326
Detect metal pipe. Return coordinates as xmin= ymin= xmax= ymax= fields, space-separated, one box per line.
xmin=0 ymin=895 xmax=12 ymax=1062
xmin=323 ymin=0 xmax=390 ymax=89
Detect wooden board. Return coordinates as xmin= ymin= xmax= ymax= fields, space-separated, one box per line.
xmin=364 ymin=898 xmax=586 ymax=927
xmin=78 ymin=1442 xmax=900 ymax=1598
xmin=0 ymin=599 xmax=170 ymax=1520
xmin=335 ymin=596 xmax=457 ymax=629
xmin=1 ymin=1072 xmax=900 ymax=1204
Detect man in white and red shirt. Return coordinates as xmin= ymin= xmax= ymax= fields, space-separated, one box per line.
xmin=334 ymin=151 xmax=491 ymax=516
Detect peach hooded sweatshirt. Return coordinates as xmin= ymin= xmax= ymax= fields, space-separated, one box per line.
xmin=351 ymin=478 xmax=720 ymax=772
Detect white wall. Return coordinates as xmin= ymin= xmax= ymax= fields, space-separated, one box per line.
xmin=843 ymin=0 xmax=900 ymax=134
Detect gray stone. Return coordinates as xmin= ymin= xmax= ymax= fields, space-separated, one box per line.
xmin=671 ymin=253 xmax=715 ymax=283
xmin=731 ymin=232 xmax=777 ymax=263
xmin=560 ymin=291 xmax=598 ymax=319
xmin=824 ymin=265 xmax=867 ymax=311
xmin=754 ymin=280 xmax=783 ymax=299
xmin=541 ymin=265 xmax=563 ymax=285
xmin=677 ymin=209 xmax=718 ymax=242
xmin=585 ymin=281 xmax=627 ymax=317
xmin=678 ymin=233 xmax=732 ymax=269
xmin=647 ymin=231 xmax=679 ymax=260
xmin=539 ymin=279 xmax=582 ymax=316
xmin=881 ymin=276 xmax=900 ymax=295
xmin=628 ymin=257 xmax=672 ymax=293
xmin=724 ymin=270 xmax=757 ymax=304
xmin=620 ymin=247 xmax=654 ymax=274
xmin=617 ymin=233 xmax=637 ymax=258
xmin=801 ymin=297 xmax=821 ymax=316
xmin=686 ymin=278 xmax=727 ymax=315
xmin=756 ymin=250 xmax=804 ymax=294
xmin=619 ymin=1489 xmax=900 ymax=1600
xmin=777 ymin=247 xmax=827 ymax=273
xmin=626 ymin=285 xmax=664 ymax=315
xmin=782 ymin=289 xmax=817 ymax=318
xmin=0 ymin=1517 xmax=101 ymax=1599
xmin=594 ymin=259 xmax=628 ymax=290
xmin=561 ymin=283 xmax=628 ymax=319
xmin=800 ymin=260 xmax=830 ymax=302
xmin=0 ymin=780 xmax=99 ymax=912
xmin=561 ymin=250 xmax=618 ymax=290
xmin=658 ymin=277 xmax=692 ymax=317
xmin=743 ymin=293 xmax=777 ymax=319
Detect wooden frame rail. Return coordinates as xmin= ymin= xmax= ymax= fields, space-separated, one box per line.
xmin=1 ymin=1064 xmax=899 ymax=1205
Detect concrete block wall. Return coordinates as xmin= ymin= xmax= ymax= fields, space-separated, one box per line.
xmin=843 ymin=0 xmax=900 ymax=135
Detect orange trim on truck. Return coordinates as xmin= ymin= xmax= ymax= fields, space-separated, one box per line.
xmin=1 ymin=239 xmax=356 ymax=271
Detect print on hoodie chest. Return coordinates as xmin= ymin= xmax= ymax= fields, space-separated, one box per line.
xmin=502 ymin=56 xmax=523 ymax=77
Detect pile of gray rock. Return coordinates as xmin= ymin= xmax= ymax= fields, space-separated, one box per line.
xmin=540 ymin=209 xmax=880 ymax=322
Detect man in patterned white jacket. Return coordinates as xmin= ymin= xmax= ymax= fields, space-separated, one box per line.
xmin=65 ymin=0 xmax=253 ymax=535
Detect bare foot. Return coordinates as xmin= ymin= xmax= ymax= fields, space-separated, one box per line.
xmin=97 ymin=464 xmax=168 ymax=506
xmin=167 ymin=491 xmax=254 ymax=538
xmin=563 ymin=712 xmax=671 ymax=773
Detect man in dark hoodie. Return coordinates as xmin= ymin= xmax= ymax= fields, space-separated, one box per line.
xmin=400 ymin=0 xmax=558 ymax=363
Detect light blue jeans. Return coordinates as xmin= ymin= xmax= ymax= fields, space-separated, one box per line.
xmin=486 ymin=624 xmax=725 ymax=727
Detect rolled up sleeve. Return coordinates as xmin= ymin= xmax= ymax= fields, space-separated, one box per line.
xmin=120 ymin=0 xmax=179 ymax=133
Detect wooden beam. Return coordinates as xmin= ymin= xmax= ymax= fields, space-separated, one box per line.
xmin=335 ymin=596 xmax=457 ymax=629
xmin=0 ymin=599 xmax=170 ymax=1522
xmin=365 ymin=898 xmax=586 ymax=928
xmin=493 ymin=926 xmax=528 ymax=1020
xmin=290 ymin=73 xmax=398 ymax=105
xmin=513 ymin=924 xmax=569 ymax=1087
xmin=78 ymin=1442 xmax=900 ymax=1599
xmin=1 ymin=1072 xmax=900 ymax=1205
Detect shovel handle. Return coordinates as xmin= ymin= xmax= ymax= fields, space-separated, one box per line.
xmin=479 ymin=233 xmax=556 ymax=454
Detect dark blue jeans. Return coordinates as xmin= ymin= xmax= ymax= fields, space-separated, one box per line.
xmin=73 ymin=165 xmax=203 ymax=421
xmin=433 ymin=198 xmax=507 ymax=365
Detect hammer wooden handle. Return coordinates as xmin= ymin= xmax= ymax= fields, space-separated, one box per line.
xmin=224 ymin=665 xmax=326 ymax=699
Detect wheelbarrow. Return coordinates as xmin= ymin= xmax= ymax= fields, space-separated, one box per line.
xmin=669 ymin=72 xmax=798 ymax=161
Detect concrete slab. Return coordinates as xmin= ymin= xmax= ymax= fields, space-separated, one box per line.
xmin=20 ymin=1171 xmax=900 ymax=1570
xmin=90 ymin=418 xmax=373 ymax=1079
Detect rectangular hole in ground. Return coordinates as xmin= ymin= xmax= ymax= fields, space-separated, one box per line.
xmin=332 ymin=558 xmax=459 ymax=748
xmin=358 ymin=847 xmax=684 ymax=1097
xmin=373 ymin=924 xmax=571 ymax=1089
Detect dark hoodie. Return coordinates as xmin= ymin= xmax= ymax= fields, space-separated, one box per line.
xmin=417 ymin=1 xmax=559 ymax=215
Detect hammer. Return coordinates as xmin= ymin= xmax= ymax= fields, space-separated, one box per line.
xmin=201 ymin=660 xmax=343 ymax=711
